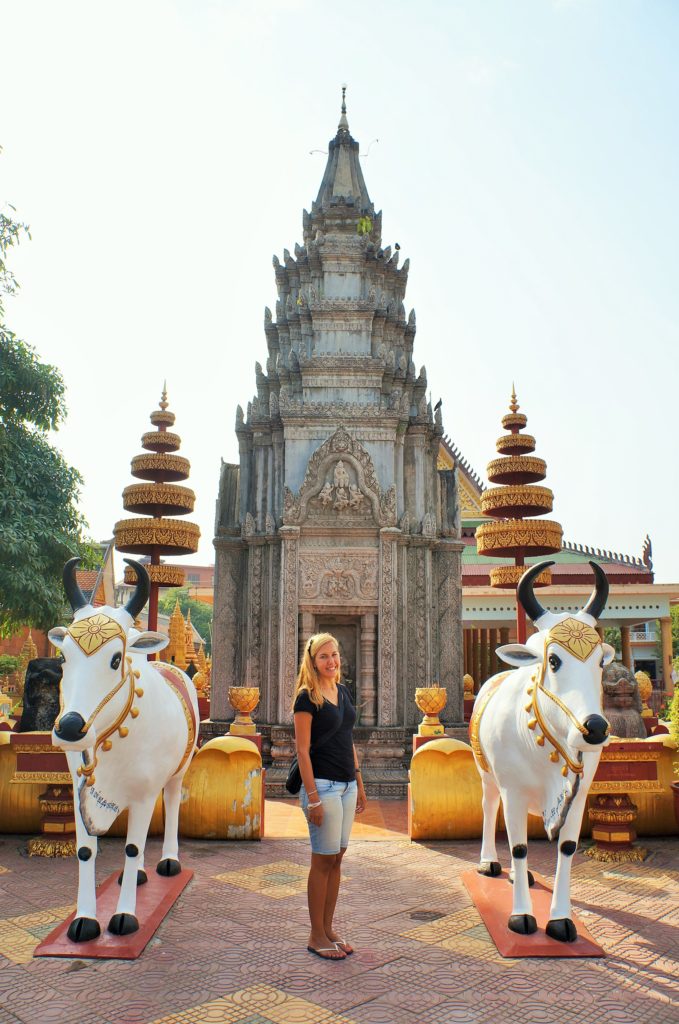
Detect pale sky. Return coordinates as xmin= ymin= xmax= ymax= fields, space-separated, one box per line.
xmin=2 ymin=1 xmax=677 ymax=581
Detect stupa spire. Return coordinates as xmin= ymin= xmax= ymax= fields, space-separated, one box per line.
xmin=338 ymin=83 xmax=349 ymax=133
xmin=311 ymin=89 xmax=374 ymax=231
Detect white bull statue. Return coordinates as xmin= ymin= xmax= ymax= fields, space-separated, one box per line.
xmin=470 ymin=560 xmax=613 ymax=942
xmin=49 ymin=558 xmax=198 ymax=942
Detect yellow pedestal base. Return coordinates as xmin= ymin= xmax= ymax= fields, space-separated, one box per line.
xmin=229 ymin=722 xmax=257 ymax=736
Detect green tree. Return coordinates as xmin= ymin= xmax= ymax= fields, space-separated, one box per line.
xmin=0 ymin=163 xmax=92 ymax=634
xmin=158 ymin=587 xmax=213 ymax=655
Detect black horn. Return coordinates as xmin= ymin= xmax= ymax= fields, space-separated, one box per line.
xmin=63 ymin=557 xmax=89 ymax=612
xmin=123 ymin=559 xmax=150 ymax=620
xmin=517 ymin=561 xmax=555 ymax=623
xmin=581 ymin=561 xmax=609 ymax=622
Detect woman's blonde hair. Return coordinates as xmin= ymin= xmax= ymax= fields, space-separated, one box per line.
xmin=292 ymin=632 xmax=341 ymax=710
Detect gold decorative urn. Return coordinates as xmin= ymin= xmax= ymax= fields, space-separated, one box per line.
xmin=415 ymin=686 xmax=447 ymax=737
xmin=634 ymin=671 xmax=653 ymax=718
xmin=228 ymin=687 xmax=260 ymax=736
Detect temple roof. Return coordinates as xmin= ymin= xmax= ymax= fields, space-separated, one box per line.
xmin=311 ymin=88 xmax=375 ymax=221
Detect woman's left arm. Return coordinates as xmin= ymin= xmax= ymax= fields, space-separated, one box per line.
xmin=353 ymin=744 xmax=367 ymax=814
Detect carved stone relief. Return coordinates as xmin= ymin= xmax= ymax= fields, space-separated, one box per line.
xmin=283 ymin=426 xmax=397 ymax=527
xmin=299 ymin=552 xmax=379 ymax=605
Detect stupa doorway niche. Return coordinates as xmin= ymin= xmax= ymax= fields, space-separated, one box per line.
xmin=299 ymin=611 xmax=377 ymax=726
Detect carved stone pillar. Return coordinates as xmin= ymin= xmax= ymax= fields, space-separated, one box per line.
xmin=621 ymin=625 xmax=633 ymax=670
xmin=211 ymin=535 xmax=244 ymax=721
xmin=300 ymin=611 xmax=315 ymax=665
xmin=472 ymin=629 xmax=481 ymax=688
xmin=659 ymin=617 xmax=673 ymax=688
xmin=278 ymin=527 xmax=300 ymax=722
xmin=480 ymin=629 xmax=488 ymax=687
xmin=360 ymin=613 xmax=377 ymax=726
xmin=378 ymin=529 xmax=399 ymax=726
xmin=434 ymin=538 xmax=465 ymax=723
xmin=489 ymin=628 xmax=499 ymax=676
xmin=245 ymin=541 xmax=265 ymax=688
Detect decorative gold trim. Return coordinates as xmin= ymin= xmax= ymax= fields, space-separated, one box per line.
xmin=68 ymin=614 xmax=125 ymax=657
xmin=589 ymin=780 xmax=664 ymax=794
xmin=28 ymin=837 xmax=77 ymax=857
xmin=114 ymin=518 xmax=200 ymax=554
xmin=597 ymin=750 xmax=662 ymax=762
xmin=477 ymin=519 xmax=563 ymax=556
xmin=142 ymin=430 xmax=180 ymax=451
xmin=481 ymin=485 xmax=553 ymax=515
xmin=469 ymin=672 xmax=511 ymax=771
xmin=495 ymin=434 xmax=536 ymax=453
xmin=486 ymin=456 xmax=546 ymax=481
xmin=131 ymin=453 xmax=190 ymax=479
xmin=150 ymin=410 xmax=175 ymax=427
xmin=122 ymin=483 xmax=195 ymax=513
xmin=155 ymin=664 xmax=196 ymax=774
xmin=501 ymin=413 xmax=527 ymax=430
xmin=490 ymin=566 xmax=552 ymax=588
xmin=124 ymin=564 xmax=185 ymax=587
xmin=548 ymin=618 xmax=600 ymax=663
xmin=585 ymin=846 xmax=647 ymax=863
xmin=11 ymin=771 xmax=73 ymax=784
xmin=588 ymin=809 xmax=635 ymax=823
xmin=10 ymin=743 xmax=61 ymax=754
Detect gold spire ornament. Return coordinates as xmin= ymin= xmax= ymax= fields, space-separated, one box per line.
xmin=113 ymin=385 xmax=200 ymax=632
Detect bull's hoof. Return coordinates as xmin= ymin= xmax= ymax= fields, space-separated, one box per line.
xmin=156 ymin=858 xmax=181 ymax=877
xmin=108 ymin=912 xmax=139 ymax=936
xmin=66 ymin=916 xmax=100 ymax=943
xmin=508 ymin=914 xmax=538 ymax=935
xmin=546 ymin=918 xmax=578 ymax=943
xmin=478 ymin=861 xmax=502 ymax=877
xmin=117 ymin=869 xmax=148 ymax=886
xmin=508 ymin=870 xmax=535 ymax=887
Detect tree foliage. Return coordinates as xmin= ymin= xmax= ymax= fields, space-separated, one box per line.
xmin=0 ymin=164 xmax=92 ymax=634
xmin=158 ymin=587 xmax=213 ymax=655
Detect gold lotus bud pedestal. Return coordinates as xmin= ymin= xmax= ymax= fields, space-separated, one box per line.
xmin=415 ymin=686 xmax=447 ymax=737
xmin=228 ymin=687 xmax=260 ymax=736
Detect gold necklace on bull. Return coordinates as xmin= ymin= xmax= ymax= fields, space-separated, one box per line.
xmin=60 ymin=614 xmax=144 ymax=789
xmin=524 ymin=618 xmax=602 ymax=778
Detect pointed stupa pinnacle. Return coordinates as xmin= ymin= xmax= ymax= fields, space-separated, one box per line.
xmin=509 ymin=384 xmax=519 ymax=413
xmin=338 ymin=83 xmax=350 ymax=133
xmin=160 ymin=381 xmax=169 ymax=411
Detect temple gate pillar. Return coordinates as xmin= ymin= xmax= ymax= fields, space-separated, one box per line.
xmin=472 ymin=629 xmax=481 ymax=689
xmin=378 ymin=529 xmax=399 ymax=726
xmin=211 ymin=536 xmax=244 ymax=721
xmin=489 ymin=628 xmax=499 ymax=676
xmin=434 ymin=538 xmax=465 ymax=723
xmin=360 ymin=613 xmax=378 ymax=726
xmin=621 ymin=625 xmax=633 ymax=670
xmin=278 ymin=526 xmax=300 ymax=721
xmin=660 ymin=617 xmax=673 ymax=689
xmin=480 ymin=629 xmax=488 ymax=687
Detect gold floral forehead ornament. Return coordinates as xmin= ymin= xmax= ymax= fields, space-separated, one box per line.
xmin=67 ymin=613 xmax=126 ymax=657
xmin=546 ymin=617 xmax=600 ymax=662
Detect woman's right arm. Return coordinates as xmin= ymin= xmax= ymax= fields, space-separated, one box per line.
xmin=293 ymin=711 xmax=323 ymax=825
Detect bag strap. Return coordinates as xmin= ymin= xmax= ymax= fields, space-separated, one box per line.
xmin=310 ymin=685 xmax=346 ymax=756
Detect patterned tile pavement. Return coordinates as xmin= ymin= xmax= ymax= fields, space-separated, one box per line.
xmin=0 ymin=803 xmax=678 ymax=1024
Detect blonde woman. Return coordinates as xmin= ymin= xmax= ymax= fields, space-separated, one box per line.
xmin=293 ymin=632 xmax=367 ymax=960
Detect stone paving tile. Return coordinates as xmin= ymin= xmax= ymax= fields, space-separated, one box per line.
xmin=0 ymin=832 xmax=678 ymax=1024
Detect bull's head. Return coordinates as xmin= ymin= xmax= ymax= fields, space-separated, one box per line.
xmin=48 ymin=558 xmax=168 ymax=754
xmin=497 ymin=560 xmax=615 ymax=754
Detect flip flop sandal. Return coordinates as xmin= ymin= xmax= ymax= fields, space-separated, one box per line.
xmin=307 ymin=945 xmax=346 ymax=960
xmin=334 ymin=938 xmax=354 ymax=955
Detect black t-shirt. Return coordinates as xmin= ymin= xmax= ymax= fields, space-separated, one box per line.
xmin=293 ymin=684 xmax=356 ymax=783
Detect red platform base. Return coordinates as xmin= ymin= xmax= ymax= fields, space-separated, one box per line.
xmin=34 ymin=866 xmax=193 ymax=960
xmin=461 ymin=869 xmax=604 ymax=958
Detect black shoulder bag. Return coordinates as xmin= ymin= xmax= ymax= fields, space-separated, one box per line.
xmin=286 ymin=688 xmax=346 ymax=795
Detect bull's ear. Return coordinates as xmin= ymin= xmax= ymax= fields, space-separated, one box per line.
xmin=496 ymin=644 xmax=541 ymax=668
xmin=601 ymin=643 xmax=615 ymax=667
xmin=128 ymin=631 xmax=169 ymax=654
xmin=48 ymin=627 xmax=68 ymax=651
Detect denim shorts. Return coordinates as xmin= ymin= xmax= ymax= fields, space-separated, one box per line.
xmin=300 ymin=778 xmax=358 ymax=855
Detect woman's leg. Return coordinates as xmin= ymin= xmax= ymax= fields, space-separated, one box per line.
xmin=325 ymin=782 xmax=358 ymax=952
xmin=305 ymin=785 xmax=345 ymax=958
xmin=308 ymin=853 xmax=344 ymax=957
